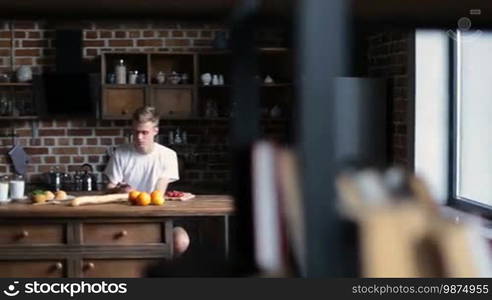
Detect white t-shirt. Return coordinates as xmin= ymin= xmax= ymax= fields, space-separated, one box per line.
xmin=104 ymin=143 xmax=179 ymax=193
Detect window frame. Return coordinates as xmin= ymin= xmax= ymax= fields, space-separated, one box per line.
xmin=448 ymin=29 xmax=492 ymax=217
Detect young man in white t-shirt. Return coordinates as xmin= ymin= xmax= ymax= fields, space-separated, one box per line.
xmin=104 ymin=106 xmax=189 ymax=256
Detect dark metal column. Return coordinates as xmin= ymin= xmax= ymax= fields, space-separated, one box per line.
xmin=296 ymin=0 xmax=348 ymax=277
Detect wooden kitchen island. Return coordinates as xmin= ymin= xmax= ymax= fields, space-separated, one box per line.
xmin=0 ymin=195 xmax=234 ymax=278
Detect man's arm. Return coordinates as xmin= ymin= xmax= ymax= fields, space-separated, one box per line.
xmin=155 ymin=177 xmax=170 ymax=197
xmin=105 ymin=182 xmax=133 ymax=194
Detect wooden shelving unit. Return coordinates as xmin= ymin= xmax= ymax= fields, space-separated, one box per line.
xmin=100 ymin=48 xmax=293 ymax=120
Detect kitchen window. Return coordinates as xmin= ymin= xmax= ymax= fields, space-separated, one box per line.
xmin=451 ymin=30 xmax=492 ymax=212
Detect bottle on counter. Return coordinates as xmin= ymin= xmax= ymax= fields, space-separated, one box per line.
xmin=9 ymin=174 xmax=25 ymax=200
xmin=168 ymin=130 xmax=174 ymax=145
xmin=115 ymin=59 xmax=127 ymax=84
xmin=175 ymin=128 xmax=182 ymax=144
xmin=0 ymin=175 xmax=9 ymax=203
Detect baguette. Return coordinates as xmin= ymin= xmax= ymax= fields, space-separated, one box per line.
xmin=71 ymin=193 xmax=128 ymax=207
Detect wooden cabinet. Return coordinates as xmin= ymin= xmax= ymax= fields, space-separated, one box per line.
xmin=100 ymin=49 xmax=293 ymax=120
xmin=0 ymin=219 xmax=173 ymax=278
xmin=80 ymin=259 xmax=161 ymax=278
xmin=0 ymin=260 xmax=66 ymax=278
xmin=0 ymin=83 xmax=37 ymax=120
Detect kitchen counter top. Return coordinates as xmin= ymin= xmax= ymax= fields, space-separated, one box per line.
xmin=0 ymin=195 xmax=234 ymax=218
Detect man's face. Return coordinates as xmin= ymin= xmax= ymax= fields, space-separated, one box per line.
xmin=132 ymin=121 xmax=158 ymax=153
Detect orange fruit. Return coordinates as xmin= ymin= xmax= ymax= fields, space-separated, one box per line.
xmin=136 ymin=192 xmax=151 ymax=206
xmin=151 ymin=190 xmax=165 ymax=205
xmin=128 ymin=190 xmax=141 ymax=204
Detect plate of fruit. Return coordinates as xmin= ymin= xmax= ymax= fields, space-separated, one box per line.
xmin=165 ymin=190 xmax=195 ymax=201
xmin=30 ymin=190 xmax=75 ymax=205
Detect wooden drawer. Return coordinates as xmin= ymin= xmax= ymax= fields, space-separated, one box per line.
xmin=81 ymin=259 xmax=160 ymax=278
xmin=82 ymin=222 xmax=164 ymax=245
xmin=0 ymin=224 xmax=65 ymax=245
xmin=0 ymin=260 xmax=66 ymax=277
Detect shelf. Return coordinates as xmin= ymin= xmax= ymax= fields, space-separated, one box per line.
xmin=199 ymin=85 xmax=231 ymax=88
xmin=0 ymin=83 xmax=32 ymax=87
xmin=150 ymin=84 xmax=194 ymax=89
xmin=0 ymin=116 xmax=38 ymax=120
xmin=261 ymin=83 xmax=293 ymax=87
xmin=103 ymin=84 xmax=147 ymax=88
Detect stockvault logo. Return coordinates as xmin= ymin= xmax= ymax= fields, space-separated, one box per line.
xmin=3 ymin=281 xmax=20 ymax=297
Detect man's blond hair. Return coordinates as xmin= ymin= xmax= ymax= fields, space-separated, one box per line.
xmin=132 ymin=106 xmax=159 ymax=127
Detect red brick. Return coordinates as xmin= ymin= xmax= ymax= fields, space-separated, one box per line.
xmin=0 ymin=49 xmax=9 ymax=56
xmin=41 ymin=120 xmax=53 ymax=128
xmin=38 ymin=165 xmax=55 ymax=173
xmin=57 ymin=138 xmax=70 ymax=146
xmin=25 ymin=147 xmax=49 ymax=155
xmin=67 ymin=129 xmax=92 ymax=136
xmin=28 ymin=31 xmax=41 ymax=39
xmin=0 ymin=40 xmax=12 ymax=47
xmin=59 ymin=156 xmax=70 ymax=163
xmin=172 ymin=31 xmax=184 ymax=37
xmin=14 ymin=31 xmax=26 ymax=38
xmin=87 ymin=156 xmax=98 ymax=163
xmin=166 ymin=39 xmax=191 ymax=47
xmin=44 ymin=156 xmax=56 ymax=164
xmin=52 ymin=147 xmax=78 ymax=155
xmin=100 ymin=138 xmax=113 ymax=145
xmin=39 ymin=129 xmax=65 ymax=136
xmin=114 ymin=137 xmax=125 ymax=144
xmin=158 ymin=31 xmax=169 ymax=37
xmin=22 ymin=40 xmax=49 ymax=47
xmin=85 ymin=31 xmax=97 ymax=39
xmin=29 ymin=138 xmax=42 ymax=146
xmin=192 ymin=39 xmax=211 ymax=47
xmin=81 ymin=147 xmax=106 ymax=155
xmin=95 ymin=129 xmax=120 ymax=136
xmin=16 ymin=129 xmax=31 ymax=137
xmin=43 ymin=138 xmax=55 ymax=146
xmin=143 ymin=30 xmax=155 ymax=38
xmin=0 ymin=31 xmax=11 ymax=38
xmin=73 ymin=156 xmax=85 ymax=163
xmin=114 ymin=31 xmax=126 ymax=38
xmin=30 ymin=156 xmax=41 ymax=164
xmin=129 ymin=31 xmax=140 ymax=38
xmin=185 ymin=31 xmax=198 ymax=38
xmin=108 ymin=40 xmax=133 ymax=47
xmin=84 ymin=40 xmax=105 ymax=47
xmin=136 ymin=39 xmax=162 ymax=47
xmin=85 ymin=49 xmax=98 ymax=56
xmin=15 ymin=49 xmax=41 ymax=56
xmin=15 ymin=58 xmax=33 ymax=65
xmin=99 ymin=31 xmax=112 ymax=38
xmin=86 ymin=138 xmax=97 ymax=145
xmin=73 ymin=138 xmax=84 ymax=145
xmin=54 ymin=120 xmax=67 ymax=127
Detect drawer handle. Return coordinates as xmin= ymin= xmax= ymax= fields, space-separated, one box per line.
xmin=115 ymin=230 xmax=128 ymax=239
xmin=54 ymin=262 xmax=63 ymax=270
xmin=16 ymin=230 xmax=29 ymax=239
xmin=84 ymin=262 xmax=95 ymax=271
xmin=121 ymin=109 xmax=128 ymax=115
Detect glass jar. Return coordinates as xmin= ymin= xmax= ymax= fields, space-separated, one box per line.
xmin=115 ymin=59 xmax=127 ymax=84
xmin=0 ymin=175 xmax=9 ymax=203
xmin=9 ymin=174 xmax=25 ymax=200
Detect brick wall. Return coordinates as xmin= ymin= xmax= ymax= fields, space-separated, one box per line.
xmin=366 ymin=30 xmax=410 ymax=167
xmin=0 ymin=20 xmax=287 ymax=192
